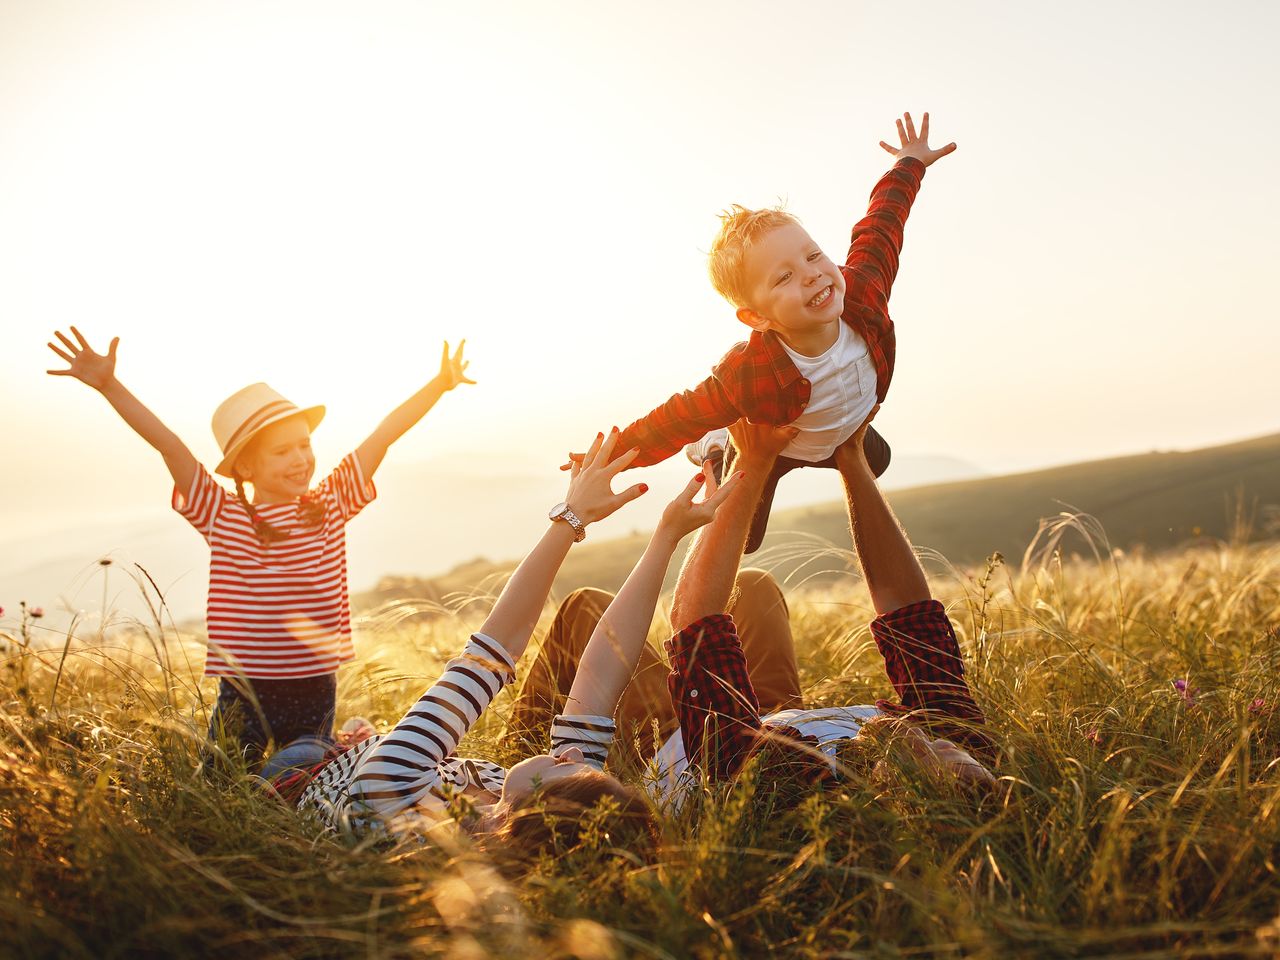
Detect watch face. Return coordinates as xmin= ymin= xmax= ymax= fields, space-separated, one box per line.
xmin=548 ymin=501 xmax=569 ymax=520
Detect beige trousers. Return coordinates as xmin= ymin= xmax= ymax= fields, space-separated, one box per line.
xmin=506 ymin=568 xmax=802 ymax=765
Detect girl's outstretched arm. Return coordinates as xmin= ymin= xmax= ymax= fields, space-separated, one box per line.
xmin=47 ymin=327 xmax=197 ymax=494
xmin=355 ymin=340 xmax=474 ymax=477
xmin=564 ymin=467 xmax=744 ymax=719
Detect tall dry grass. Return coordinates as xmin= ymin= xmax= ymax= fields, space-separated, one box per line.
xmin=3 ymin=529 xmax=1280 ymax=958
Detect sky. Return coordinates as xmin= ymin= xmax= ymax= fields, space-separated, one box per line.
xmin=2 ymin=0 xmax=1278 ymax=606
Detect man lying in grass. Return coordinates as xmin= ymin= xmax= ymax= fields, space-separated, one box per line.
xmin=512 ymin=411 xmax=995 ymax=802
xmin=279 ymin=428 xmax=743 ymax=850
xmin=664 ymin=410 xmax=996 ymax=792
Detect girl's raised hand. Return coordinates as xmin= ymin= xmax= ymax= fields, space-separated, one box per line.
xmin=562 ymin=428 xmax=647 ymax=525
xmin=438 ymin=340 xmax=475 ymax=391
xmin=47 ymin=327 xmax=119 ymax=391
xmin=658 ymin=465 xmax=745 ymax=544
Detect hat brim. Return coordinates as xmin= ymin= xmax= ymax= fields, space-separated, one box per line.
xmin=214 ymin=405 xmax=326 ymax=478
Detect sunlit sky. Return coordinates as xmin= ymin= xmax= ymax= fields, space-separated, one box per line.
xmin=3 ymin=0 xmax=1278 ymax=550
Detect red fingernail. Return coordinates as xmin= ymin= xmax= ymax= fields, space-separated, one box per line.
xmin=735 ymin=471 xmax=745 ymax=480
xmin=611 ymin=425 xmax=619 ymax=434
xmin=638 ymin=483 xmax=648 ymax=493
xmin=695 ymin=473 xmax=705 ymax=483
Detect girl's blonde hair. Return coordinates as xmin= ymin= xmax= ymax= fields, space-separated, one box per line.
xmin=708 ymin=205 xmax=803 ymax=310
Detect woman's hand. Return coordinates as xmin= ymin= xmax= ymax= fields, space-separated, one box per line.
xmin=436 ymin=340 xmax=475 ymax=391
xmin=656 ymin=465 xmax=745 ymax=545
xmin=46 ymin=327 xmax=119 ymax=391
xmin=562 ymin=428 xmax=647 ymax=524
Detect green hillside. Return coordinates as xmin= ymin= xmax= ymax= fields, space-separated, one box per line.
xmin=360 ymin=431 xmax=1280 ymax=608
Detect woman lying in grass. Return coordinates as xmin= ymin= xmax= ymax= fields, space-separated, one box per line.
xmin=285 ymin=428 xmax=742 ymax=845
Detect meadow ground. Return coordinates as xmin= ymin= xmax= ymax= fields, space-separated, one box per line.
xmin=4 ymin=531 xmax=1280 ymax=959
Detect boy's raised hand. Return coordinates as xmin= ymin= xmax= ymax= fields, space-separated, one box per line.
xmin=879 ymin=112 xmax=955 ymax=168
xmin=47 ymin=327 xmax=119 ymax=391
xmin=437 ymin=340 xmax=476 ymax=391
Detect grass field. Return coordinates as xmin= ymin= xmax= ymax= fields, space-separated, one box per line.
xmin=4 ymin=517 xmax=1280 ymax=959
xmin=361 ymin=431 xmax=1280 ymax=612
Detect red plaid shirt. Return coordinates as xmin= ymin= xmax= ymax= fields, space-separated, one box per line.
xmin=666 ymin=599 xmax=992 ymax=782
xmin=618 ymin=157 xmax=926 ymax=468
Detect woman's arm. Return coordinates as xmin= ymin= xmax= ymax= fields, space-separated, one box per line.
xmin=564 ymin=467 xmax=743 ymax=719
xmin=478 ymin=428 xmax=645 ymax=662
xmin=355 ymin=340 xmax=474 ymax=478
xmin=47 ymin=327 xmax=197 ymax=495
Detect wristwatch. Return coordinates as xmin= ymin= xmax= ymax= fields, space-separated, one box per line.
xmin=548 ymin=502 xmax=587 ymax=542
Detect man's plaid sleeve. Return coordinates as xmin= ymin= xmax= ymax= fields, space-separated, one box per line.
xmin=842 ymin=157 xmax=925 ymax=329
xmin=615 ymin=375 xmax=741 ymax=469
xmin=665 ymin=613 xmax=762 ymax=781
xmin=870 ymin=599 xmax=994 ymax=764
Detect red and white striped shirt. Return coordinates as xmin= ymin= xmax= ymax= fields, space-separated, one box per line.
xmin=173 ymin=453 xmax=376 ymax=679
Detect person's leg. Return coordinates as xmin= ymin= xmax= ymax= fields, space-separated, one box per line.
xmin=507 ymin=588 xmax=612 ymax=749
xmin=205 ymin=677 xmax=270 ymax=770
xmin=259 ymin=672 xmax=338 ymax=752
xmin=728 ymin=568 xmax=802 ymax=712
xmin=720 ymin=444 xmax=797 ymax=555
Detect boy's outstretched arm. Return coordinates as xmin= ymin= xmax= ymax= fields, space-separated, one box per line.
xmin=47 ymin=327 xmax=198 ymax=494
xmin=355 ymin=340 xmax=474 ymax=478
xmin=846 ymin=111 xmax=954 ymax=316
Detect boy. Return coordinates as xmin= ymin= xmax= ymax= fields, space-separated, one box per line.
xmin=570 ymin=112 xmax=955 ymax=553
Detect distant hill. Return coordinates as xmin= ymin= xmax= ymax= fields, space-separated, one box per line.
xmin=357 ymin=432 xmax=1280 ymax=609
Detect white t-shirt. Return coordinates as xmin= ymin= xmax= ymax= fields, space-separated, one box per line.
xmin=778 ymin=322 xmax=879 ymax=462
xmin=643 ymin=704 xmax=884 ymax=803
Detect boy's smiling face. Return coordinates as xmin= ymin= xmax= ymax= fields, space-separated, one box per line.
xmin=737 ymin=222 xmax=845 ymax=352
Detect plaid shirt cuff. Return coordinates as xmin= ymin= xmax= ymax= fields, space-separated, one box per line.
xmin=871 ymin=599 xmax=993 ymax=764
xmin=666 ymin=613 xmax=762 ymax=780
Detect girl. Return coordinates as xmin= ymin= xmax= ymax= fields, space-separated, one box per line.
xmin=294 ymin=428 xmax=743 ymax=846
xmin=46 ymin=326 xmax=474 ymax=767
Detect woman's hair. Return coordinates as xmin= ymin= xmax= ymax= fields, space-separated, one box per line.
xmin=487 ymin=769 xmax=655 ymax=864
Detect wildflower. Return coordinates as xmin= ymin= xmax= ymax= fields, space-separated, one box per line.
xmin=1250 ymin=698 xmax=1267 ymax=714
xmin=1172 ymin=678 xmax=1196 ymax=706
xmin=29 ymin=606 xmax=45 ymax=619
xmin=1084 ymin=727 xmax=1102 ymax=745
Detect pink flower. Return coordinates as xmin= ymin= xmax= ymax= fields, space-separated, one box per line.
xmin=1172 ymin=678 xmax=1195 ymax=706
xmin=1250 ymin=698 xmax=1267 ymax=714
xmin=1084 ymin=727 xmax=1102 ymax=745
xmin=29 ymin=606 xmax=45 ymax=619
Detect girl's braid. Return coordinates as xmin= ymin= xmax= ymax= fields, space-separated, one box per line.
xmin=234 ymin=475 xmax=289 ymax=544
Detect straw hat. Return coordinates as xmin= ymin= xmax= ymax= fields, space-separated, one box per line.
xmin=212 ymin=383 xmax=325 ymax=478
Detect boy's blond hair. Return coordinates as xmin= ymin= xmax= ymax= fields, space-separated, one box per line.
xmin=708 ymin=205 xmax=802 ymax=310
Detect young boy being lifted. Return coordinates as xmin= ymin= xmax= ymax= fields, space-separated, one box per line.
xmin=570 ymin=112 xmax=955 ymax=553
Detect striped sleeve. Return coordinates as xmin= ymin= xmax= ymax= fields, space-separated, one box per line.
xmin=550 ymin=714 xmax=616 ymax=771
xmin=320 ymin=452 xmax=378 ymax=522
xmin=347 ymin=633 xmax=515 ymax=819
xmin=171 ymin=462 xmax=226 ymax=540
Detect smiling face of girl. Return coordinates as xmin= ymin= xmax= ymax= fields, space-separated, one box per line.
xmin=234 ymin=414 xmax=316 ymax=503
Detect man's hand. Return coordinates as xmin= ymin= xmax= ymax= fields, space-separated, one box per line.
xmin=436 ymin=340 xmax=475 ymax=391
xmin=726 ymin=418 xmax=797 ymax=471
xmin=47 ymin=327 xmax=119 ymax=391
xmin=834 ymin=404 xmax=881 ymax=471
xmin=879 ymin=112 xmax=955 ymax=169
